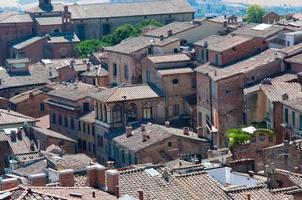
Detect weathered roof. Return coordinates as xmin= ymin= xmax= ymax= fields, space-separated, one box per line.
xmin=68 ymin=0 xmax=194 ymax=20
xmin=260 ymin=81 xmax=302 ymax=103
xmin=158 ymin=67 xmax=194 ymax=76
xmin=227 ymin=185 xmax=295 ymax=200
xmin=285 ymin=53 xmax=302 ymax=64
xmin=81 ymin=66 xmax=108 ymax=77
xmin=194 ymin=35 xmax=254 ymax=52
xmin=147 ymin=53 xmax=191 ymax=64
xmin=143 ymin=21 xmax=199 ymax=38
xmin=114 ymin=123 xmax=207 ymax=152
xmin=209 ymin=49 xmax=280 ymax=81
xmin=35 ymin=16 xmax=62 ymax=26
xmin=0 ymin=109 xmax=37 ymax=126
xmin=0 ymin=12 xmax=33 ymax=24
xmin=12 ymin=36 xmax=45 ymax=50
xmin=90 ymin=84 xmax=161 ymax=103
xmin=0 ymin=64 xmax=56 ymax=90
xmin=48 ymin=33 xmax=80 ymax=44
xmin=47 ymin=82 xmax=100 ymax=101
xmin=233 ymin=24 xmax=285 ymax=39
xmin=12 ymin=159 xmax=47 ymax=177
xmin=9 ymin=88 xmax=44 ymax=104
xmin=119 ymin=165 xmax=231 ymax=200
xmin=31 ymin=126 xmax=76 ymax=143
xmin=44 ymin=151 xmax=93 ymax=171
xmin=105 ymin=36 xmax=180 ymax=55
xmin=78 ymin=111 xmax=96 ymax=124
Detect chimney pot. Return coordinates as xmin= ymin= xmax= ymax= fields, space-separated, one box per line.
xmin=183 ymin=127 xmax=189 ymax=135
xmin=107 ymin=161 xmax=114 ymax=169
xmin=138 ymin=190 xmax=144 ymax=200
xmin=167 ymin=29 xmax=173 ymax=37
xmin=165 ymin=121 xmax=170 ymax=128
xmin=126 ymin=126 xmax=133 ymax=138
xmin=141 ymin=124 xmax=145 ymax=132
xmin=247 ymin=193 xmax=251 ymax=200
xmin=92 ymin=191 xmax=96 ymax=198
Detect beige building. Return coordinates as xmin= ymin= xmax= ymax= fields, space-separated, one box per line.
xmin=89 ymin=84 xmax=165 ymax=164
xmin=113 ymin=123 xmax=210 ymax=168
xmin=104 ymin=36 xmax=181 ymax=85
xmin=142 ymin=53 xmax=196 ymax=122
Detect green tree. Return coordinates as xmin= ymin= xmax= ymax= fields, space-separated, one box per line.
xmin=135 ymin=19 xmax=163 ymax=33
xmin=226 ymin=128 xmax=250 ymax=148
xmin=245 ymin=5 xmax=266 ymax=23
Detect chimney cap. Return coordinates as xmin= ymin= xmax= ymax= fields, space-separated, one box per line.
xmin=28 ymin=173 xmax=46 ymax=180
xmin=59 ymin=169 xmax=74 ymax=175
xmin=106 ymin=169 xmax=120 ymax=176
xmin=1 ymin=177 xmax=18 ymax=184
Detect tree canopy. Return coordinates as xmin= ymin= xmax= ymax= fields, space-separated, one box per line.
xmin=74 ymin=19 xmax=162 ymax=57
xmin=245 ymin=5 xmax=266 ymax=23
xmin=226 ymin=128 xmax=250 ymax=148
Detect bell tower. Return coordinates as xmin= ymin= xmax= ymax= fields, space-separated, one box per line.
xmin=39 ymin=0 xmax=52 ymax=8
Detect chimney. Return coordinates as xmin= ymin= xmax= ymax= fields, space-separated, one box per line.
xmin=167 ymin=29 xmax=173 ymax=37
xmin=141 ymin=124 xmax=145 ymax=132
xmin=87 ymin=62 xmax=92 ymax=71
xmin=160 ymin=35 xmax=164 ymax=41
xmin=30 ymin=140 xmax=35 ymax=151
xmin=294 ymin=166 xmax=300 ymax=173
xmin=29 ymin=92 xmax=34 ymax=98
xmin=142 ymin=133 xmax=148 ymax=142
xmin=165 ymin=121 xmax=170 ymax=128
xmin=196 ymin=127 xmax=203 ymax=138
xmin=247 ymin=193 xmax=251 ymax=200
xmin=10 ymin=130 xmax=16 ymax=142
xmin=248 ymin=170 xmax=255 ymax=177
xmin=59 ymin=169 xmax=74 ymax=187
xmin=1 ymin=178 xmax=20 ymax=191
xmin=126 ymin=126 xmax=133 ymax=138
xmin=282 ymin=93 xmax=289 ymax=101
xmin=183 ymin=127 xmax=189 ymax=135
xmin=17 ymin=128 xmax=22 ymax=140
xmin=106 ymin=170 xmax=120 ymax=196
xmin=138 ymin=190 xmax=144 ymax=200
xmin=86 ymin=165 xmax=106 ymax=189
xmin=28 ymin=173 xmax=47 ymax=186
xmin=107 ymin=161 xmax=114 ymax=169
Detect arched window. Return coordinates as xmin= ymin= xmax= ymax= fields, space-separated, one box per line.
xmin=143 ymin=102 xmax=152 ymax=120
xmin=127 ymin=103 xmax=137 ymax=122
xmin=112 ymin=104 xmax=122 ymax=124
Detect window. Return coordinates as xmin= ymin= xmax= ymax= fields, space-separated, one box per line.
xmin=64 ymin=116 xmax=68 ymax=128
xmin=285 ymin=108 xmax=289 ymax=124
xmin=78 ymin=139 xmax=82 ymax=148
xmin=97 ymin=135 xmax=101 ymax=146
xmin=88 ymin=125 xmax=90 ymax=134
xmin=168 ymin=142 xmax=172 ymax=147
xmin=83 ymin=123 xmax=86 ymax=133
xmin=52 ymin=113 xmax=57 ymax=124
xmin=128 ymin=103 xmax=137 ymax=122
xmin=205 ymin=49 xmax=209 ymax=62
xmin=225 ymin=90 xmax=232 ymax=95
xmin=83 ymin=102 xmax=89 ymax=112
xmin=70 ymin=119 xmax=75 ymax=130
xmin=102 ymin=23 xmax=111 ymax=35
xmin=146 ymin=70 xmax=151 ymax=83
xmin=93 ymin=144 xmax=96 ymax=154
xmin=112 ymin=104 xmax=122 ymax=123
xmin=143 ymin=102 xmax=152 ymax=120
xmin=172 ymin=79 xmax=179 ymax=84
xmin=113 ymin=63 xmax=117 ymax=76
xmin=88 ymin=142 xmax=91 ymax=152
xmin=82 ymin=141 xmax=87 ymax=151
xmin=215 ymin=54 xmax=219 ymax=65
xmin=124 ymin=65 xmax=128 ymax=80
xmin=201 ymin=49 xmax=204 ymax=61
xmin=78 ymin=121 xmax=81 ymax=131
xmin=192 ymin=78 xmax=196 ymax=88
xmin=148 ymin=47 xmax=153 ymax=55
xmin=292 ymin=111 xmax=296 ymax=127
xmin=59 ymin=115 xmax=62 ymax=126
xmin=173 ymin=104 xmax=179 ymax=115
xmin=92 ymin=125 xmax=95 ymax=136
xmin=40 ymin=103 xmax=45 ymax=112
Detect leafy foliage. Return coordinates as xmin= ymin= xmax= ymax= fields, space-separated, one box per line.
xmin=226 ymin=128 xmax=250 ymax=148
xmin=245 ymin=5 xmax=266 ymax=23
xmin=74 ymin=19 xmax=162 ymax=57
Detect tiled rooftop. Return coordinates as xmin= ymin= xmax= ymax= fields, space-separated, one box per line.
xmin=158 ymin=67 xmax=194 ymax=76
xmin=194 ymin=35 xmax=254 ymax=52
xmin=114 ymin=123 xmax=207 ymax=152
xmin=232 ymin=24 xmax=284 ymax=39
xmin=147 ymin=53 xmax=191 ymax=64
xmin=12 ymin=36 xmax=45 ymax=50
xmin=78 ymin=111 xmax=96 ymax=124
xmin=0 ymin=12 xmax=33 ymax=24
xmin=285 ymin=52 xmax=302 ymax=64
xmin=47 ymin=82 xmax=100 ymax=101
xmin=9 ymin=88 xmax=44 ymax=104
xmin=48 ymin=33 xmax=80 ymax=44
xmin=105 ymin=36 xmax=180 ymax=55
xmin=0 ymin=109 xmax=37 ymax=126
xmin=81 ymin=66 xmax=108 ymax=77
xmin=35 ymin=16 xmax=63 ymax=26
xmin=31 ymin=126 xmax=76 ymax=143
xmin=90 ymin=84 xmax=161 ymax=103
xmin=0 ymin=64 xmax=56 ymax=90
xmin=143 ymin=21 xmax=200 ymax=38
xmin=68 ymin=0 xmax=194 ymax=20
